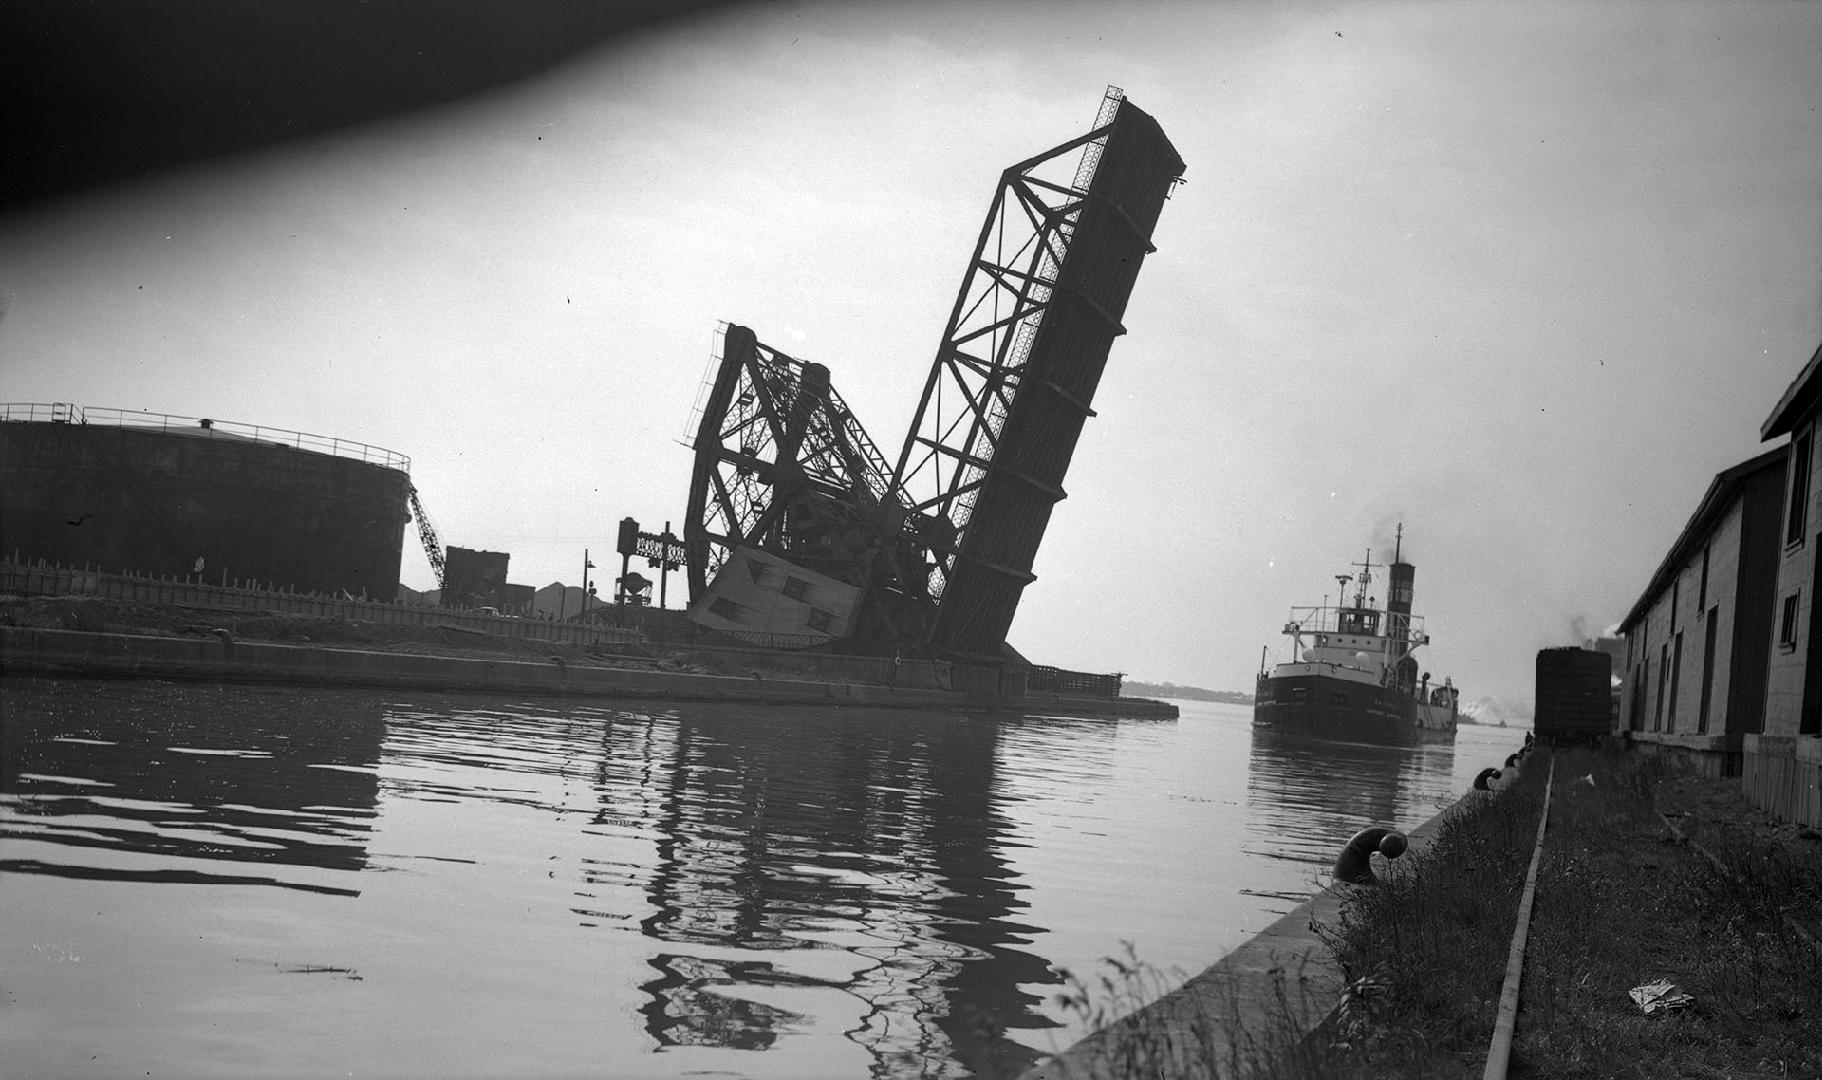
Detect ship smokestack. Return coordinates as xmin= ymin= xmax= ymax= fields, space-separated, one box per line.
xmin=1388 ymin=561 xmax=1415 ymax=622
xmin=1387 ymin=525 xmax=1420 ymax=694
xmin=1387 ymin=523 xmax=1414 ymax=626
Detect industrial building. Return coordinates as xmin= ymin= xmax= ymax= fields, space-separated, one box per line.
xmin=442 ymin=546 xmax=510 ymax=611
xmin=1 ymin=403 xmax=410 ymax=601
xmin=1618 ymin=342 xmax=1822 ymax=826
xmin=1753 ymin=341 xmax=1822 ymax=822
xmin=1616 ymin=446 xmax=1786 ymax=756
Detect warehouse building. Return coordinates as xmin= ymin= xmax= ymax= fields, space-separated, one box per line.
xmin=1749 ymin=342 xmax=1822 ymax=824
xmin=1617 ymin=343 xmax=1822 ymax=824
xmin=1615 ymin=447 xmax=1786 ymax=774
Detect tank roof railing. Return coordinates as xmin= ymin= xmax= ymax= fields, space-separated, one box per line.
xmin=0 ymin=402 xmax=410 ymax=472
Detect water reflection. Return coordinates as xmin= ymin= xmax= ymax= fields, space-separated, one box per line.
xmin=1 ymin=679 xmax=381 ymax=896
xmin=3 ymin=683 xmax=1113 ymax=1078
xmin=380 ymin=701 xmax=608 ymax=811
xmin=605 ymin=707 xmax=1059 ymax=1078
xmin=1245 ymin=727 xmax=1457 ymax=872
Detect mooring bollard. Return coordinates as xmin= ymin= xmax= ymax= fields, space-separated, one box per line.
xmin=1474 ymin=767 xmax=1503 ymax=791
xmin=1333 ymin=826 xmax=1409 ymax=884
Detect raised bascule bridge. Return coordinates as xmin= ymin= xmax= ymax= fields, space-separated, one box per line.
xmin=682 ymin=88 xmax=1184 ymax=694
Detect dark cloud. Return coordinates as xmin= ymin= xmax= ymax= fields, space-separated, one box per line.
xmin=1 ymin=0 xmax=737 ymax=210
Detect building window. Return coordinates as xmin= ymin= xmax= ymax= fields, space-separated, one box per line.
xmin=1291 ymin=687 xmax=1309 ymax=702
xmin=1330 ymin=692 xmax=1350 ymax=706
xmin=1671 ymin=578 xmax=1680 ymax=633
xmin=1780 ymin=591 xmax=1802 ymax=650
xmin=782 ymin=576 xmax=811 ymax=602
xmin=709 ymin=597 xmax=745 ymax=623
xmin=1788 ymin=429 xmax=1813 ymax=547
xmin=805 ymin=607 xmax=834 ymax=633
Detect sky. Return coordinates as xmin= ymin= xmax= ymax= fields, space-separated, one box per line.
xmin=3 ymin=0 xmax=1819 ymax=717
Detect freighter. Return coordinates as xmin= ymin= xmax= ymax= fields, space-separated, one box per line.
xmin=1253 ymin=526 xmax=1458 ymax=745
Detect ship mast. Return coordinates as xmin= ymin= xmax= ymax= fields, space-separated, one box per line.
xmin=1349 ymin=549 xmax=1378 ymax=609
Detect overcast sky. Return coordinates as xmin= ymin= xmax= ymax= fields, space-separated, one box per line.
xmin=3 ymin=0 xmax=1818 ymax=717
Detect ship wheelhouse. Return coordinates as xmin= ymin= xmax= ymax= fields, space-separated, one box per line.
xmin=1336 ymin=606 xmax=1378 ymax=636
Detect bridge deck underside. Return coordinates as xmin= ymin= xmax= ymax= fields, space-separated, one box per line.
xmin=931 ymin=105 xmax=1184 ymax=657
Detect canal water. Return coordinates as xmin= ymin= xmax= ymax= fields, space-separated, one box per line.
xmin=0 ymin=678 xmax=1528 ymax=1079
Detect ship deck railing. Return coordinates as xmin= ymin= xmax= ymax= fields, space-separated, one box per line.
xmin=1285 ymin=604 xmax=1425 ymax=638
xmin=0 ymin=402 xmax=410 ymax=473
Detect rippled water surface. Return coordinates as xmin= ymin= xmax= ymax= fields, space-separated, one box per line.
xmin=1 ymin=679 xmax=1527 ymax=1078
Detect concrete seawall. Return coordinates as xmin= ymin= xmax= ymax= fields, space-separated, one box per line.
xmin=1017 ymin=777 xmax=1502 ymax=1079
xmin=0 ymin=627 xmax=1176 ymax=718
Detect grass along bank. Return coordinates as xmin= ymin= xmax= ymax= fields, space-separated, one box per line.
xmin=1308 ymin=752 xmax=1548 ymax=1078
xmin=1512 ymin=746 xmax=1822 ymax=1078
xmin=1009 ymin=755 xmax=1548 ymax=1079
xmin=1028 ymin=746 xmax=1822 ymax=1079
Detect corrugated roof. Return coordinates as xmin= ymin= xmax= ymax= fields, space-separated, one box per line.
xmin=1617 ymin=444 xmax=1789 ymax=632
xmin=1763 ymin=340 xmax=1822 ymax=440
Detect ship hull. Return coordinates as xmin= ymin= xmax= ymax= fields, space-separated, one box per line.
xmin=1253 ymin=671 xmax=1456 ymax=746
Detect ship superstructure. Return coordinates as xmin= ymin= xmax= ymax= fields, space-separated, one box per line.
xmin=1253 ymin=527 xmax=1457 ymax=744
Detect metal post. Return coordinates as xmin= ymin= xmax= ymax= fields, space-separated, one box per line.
xmin=658 ymin=521 xmax=677 ymax=647
xmin=582 ymin=550 xmax=594 ymax=622
xmin=659 ymin=521 xmax=673 ymax=610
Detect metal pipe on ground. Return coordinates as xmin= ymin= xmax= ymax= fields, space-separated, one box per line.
xmin=1483 ymin=753 xmax=1556 ymax=1080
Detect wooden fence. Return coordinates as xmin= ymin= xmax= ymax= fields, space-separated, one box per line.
xmin=1026 ymin=664 xmax=1125 ymax=700
xmin=1741 ymin=735 xmax=1822 ymax=829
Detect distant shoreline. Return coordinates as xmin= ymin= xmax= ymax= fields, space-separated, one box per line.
xmin=1122 ymin=681 xmax=1253 ymax=706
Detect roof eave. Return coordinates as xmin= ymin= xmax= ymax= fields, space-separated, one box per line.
xmin=1615 ymin=445 xmax=1789 ymax=633
xmin=1762 ymin=340 xmax=1822 ymax=440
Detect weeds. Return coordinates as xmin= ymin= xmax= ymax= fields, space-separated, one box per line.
xmin=1016 ymin=944 xmax=1343 ymax=1079
xmin=1308 ymin=759 xmax=1546 ymax=1076
xmin=1514 ymin=746 xmax=1822 ymax=1079
xmin=1017 ymin=762 xmax=1551 ymax=1079
xmin=1023 ymin=748 xmax=1822 ymax=1080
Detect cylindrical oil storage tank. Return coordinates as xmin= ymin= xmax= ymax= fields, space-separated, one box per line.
xmin=1534 ymin=646 xmax=1615 ymax=744
xmin=1 ymin=405 xmax=411 ymax=600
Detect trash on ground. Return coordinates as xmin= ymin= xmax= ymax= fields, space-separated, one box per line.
xmin=1628 ymin=980 xmax=1694 ymax=1013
